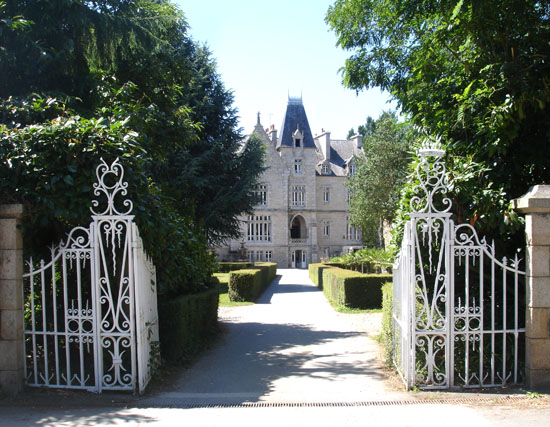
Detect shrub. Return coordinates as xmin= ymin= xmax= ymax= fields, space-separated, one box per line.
xmin=320 ymin=266 xmax=391 ymax=309
xmin=254 ymin=262 xmax=277 ymax=284
xmin=381 ymin=281 xmax=394 ymax=366
xmin=228 ymin=263 xmax=277 ymax=302
xmin=308 ymin=263 xmax=331 ymax=289
xmin=217 ymin=262 xmax=252 ymax=273
xmin=158 ymin=287 xmax=219 ymax=364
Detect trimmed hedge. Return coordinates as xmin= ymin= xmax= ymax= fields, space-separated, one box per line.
xmin=217 ymin=262 xmax=252 ymax=273
xmin=381 ymin=281 xmax=393 ymax=366
xmin=255 ymin=262 xmax=277 ymax=284
xmin=309 ymin=264 xmax=391 ymax=309
xmin=158 ymin=287 xmax=219 ymax=364
xmin=308 ymin=263 xmax=331 ymax=289
xmin=229 ymin=262 xmax=277 ymax=302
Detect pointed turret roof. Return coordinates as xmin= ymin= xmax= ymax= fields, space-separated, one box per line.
xmin=276 ymin=96 xmax=315 ymax=149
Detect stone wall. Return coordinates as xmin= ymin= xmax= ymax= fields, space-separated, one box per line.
xmin=513 ymin=185 xmax=550 ymax=388
xmin=0 ymin=204 xmax=24 ymax=395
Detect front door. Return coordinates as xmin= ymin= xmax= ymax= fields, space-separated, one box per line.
xmin=291 ymin=250 xmax=307 ymax=268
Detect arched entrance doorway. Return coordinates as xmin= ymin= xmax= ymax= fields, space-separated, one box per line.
xmin=290 ymin=215 xmax=306 ymax=239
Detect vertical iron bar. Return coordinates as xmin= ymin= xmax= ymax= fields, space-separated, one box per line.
xmin=449 ymin=223 xmax=455 ymax=388
xmin=479 ymin=250 xmax=484 ymax=386
xmin=52 ymin=253 xmax=60 ymax=385
xmin=62 ymin=252 xmax=71 ymax=387
xmin=465 ymin=249 xmax=470 ymax=386
xmin=491 ymin=243 xmax=496 ymax=384
xmin=90 ymin=222 xmax=100 ymax=393
xmin=514 ymin=261 xmax=519 ymax=383
xmin=30 ymin=262 xmax=38 ymax=385
xmin=76 ymin=250 xmax=85 ymax=387
xmin=127 ymin=220 xmax=137 ymax=391
xmin=502 ymin=258 xmax=507 ymax=384
xmin=40 ymin=260 xmax=49 ymax=385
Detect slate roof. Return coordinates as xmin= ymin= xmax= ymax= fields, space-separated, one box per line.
xmin=315 ymin=139 xmax=363 ymax=177
xmin=276 ymin=97 xmax=316 ymax=149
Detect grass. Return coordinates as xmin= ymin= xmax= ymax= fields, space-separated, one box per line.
xmin=214 ymin=273 xmax=253 ymax=307
xmin=334 ymin=306 xmax=383 ymax=314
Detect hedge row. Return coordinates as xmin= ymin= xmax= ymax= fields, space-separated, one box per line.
xmin=217 ymin=262 xmax=252 ymax=272
xmin=309 ymin=263 xmax=391 ymax=309
xmin=228 ymin=262 xmax=277 ymax=302
xmin=381 ymin=281 xmax=394 ymax=366
xmin=158 ymin=287 xmax=219 ymax=364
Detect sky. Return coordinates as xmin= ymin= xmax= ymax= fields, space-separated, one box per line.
xmin=175 ymin=0 xmax=396 ymax=139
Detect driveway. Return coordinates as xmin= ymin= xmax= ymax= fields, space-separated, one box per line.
xmin=141 ymin=268 xmax=403 ymax=406
xmin=2 ymin=268 xmax=550 ymax=426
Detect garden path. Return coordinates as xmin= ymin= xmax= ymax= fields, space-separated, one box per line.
xmin=142 ymin=268 xmax=406 ymax=406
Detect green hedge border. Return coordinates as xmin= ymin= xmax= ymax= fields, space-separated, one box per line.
xmin=228 ymin=262 xmax=277 ymax=302
xmin=217 ymin=262 xmax=252 ymax=272
xmin=309 ymin=263 xmax=391 ymax=309
xmin=158 ymin=287 xmax=219 ymax=364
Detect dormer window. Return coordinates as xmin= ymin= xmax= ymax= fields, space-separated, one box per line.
xmin=322 ymin=164 xmax=330 ymax=175
xmin=293 ymin=125 xmax=304 ymax=148
xmin=349 ymin=164 xmax=357 ymax=176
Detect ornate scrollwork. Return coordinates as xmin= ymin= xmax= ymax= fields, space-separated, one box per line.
xmin=90 ymin=158 xmax=133 ymax=216
xmin=410 ymin=140 xmax=452 ymax=214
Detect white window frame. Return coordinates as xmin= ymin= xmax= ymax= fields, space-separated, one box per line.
xmin=247 ymin=215 xmax=272 ymax=242
xmin=292 ymin=185 xmax=305 ymax=207
xmin=323 ymin=187 xmax=330 ymax=203
xmin=323 ymin=221 xmax=330 ymax=237
xmin=255 ymin=184 xmax=268 ymax=206
xmin=294 ymin=159 xmax=303 ymax=175
xmin=265 ymin=250 xmax=272 ymax=262
xmin=322 ymin=164 xmax=329 ymax=175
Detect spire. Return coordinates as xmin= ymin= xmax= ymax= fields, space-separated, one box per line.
xmin=277 ymin=96 xmax=314 ymax=149
xmin=257 ymin=111 xmax=261 ymax=125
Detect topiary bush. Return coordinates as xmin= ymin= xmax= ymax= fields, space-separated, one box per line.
xmin=381 ymin=281 xmax=394 ymax=366
xmin=228 ymin=263 xmax=277 ymax=302
xmin=308 ymin=263 xmax=331 ymax=289
xmin=158 ymin=287 xmax=219 ymax=364
xmin=320 ymin=266 xmax=391 ymax=309
xmin=217 ymin=262 xmax=252 ymax=273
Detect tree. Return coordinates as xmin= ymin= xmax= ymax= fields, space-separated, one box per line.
xmin=327 ymin=0 xmax=550 ymax=253
xmin=0 ymin=0 xmax=265 ymax=294
xmin=347 ymin=112 xmax=415 ymax=247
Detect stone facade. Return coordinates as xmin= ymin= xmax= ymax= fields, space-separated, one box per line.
xmin=0 ymin=204 xmax=24 ymax=395
xmin=216 ymin=97 xmax=363 ymax=268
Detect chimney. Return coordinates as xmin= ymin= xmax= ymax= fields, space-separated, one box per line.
xmin=351 ymin=134 xmax=362 ymax=150
xmin=317 ymin=130 xmax=331 ymax=160
xmin=268 ymin=125 xmax=277 ymax=145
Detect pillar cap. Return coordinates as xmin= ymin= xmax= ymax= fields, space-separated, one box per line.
xmin=513 ymin=185 xmax=550 ymax=213
xmin=0 ymin=204 xmax=24 ymax=218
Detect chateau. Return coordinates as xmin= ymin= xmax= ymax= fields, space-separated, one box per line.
xmin=216 ymin=97 xmax=363 ymax=268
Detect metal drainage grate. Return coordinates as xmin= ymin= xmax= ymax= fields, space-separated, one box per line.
xmin=134 ymin=395 xmax=527 ymax=409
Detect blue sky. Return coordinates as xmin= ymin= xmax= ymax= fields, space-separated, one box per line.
xmin=175 ymin=0 xmax=396 ymax=138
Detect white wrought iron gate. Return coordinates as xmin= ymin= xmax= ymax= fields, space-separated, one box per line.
xmin=392 ymin=143 xmax=525 ymax=389
xmin=23 ymin=159 xmax=159 ymax=393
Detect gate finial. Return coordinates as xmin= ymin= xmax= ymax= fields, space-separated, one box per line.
xmin=90 ymin=158 xmax=133 ymax=216
xmin=410 ymin=139 xmax=452 ymax=214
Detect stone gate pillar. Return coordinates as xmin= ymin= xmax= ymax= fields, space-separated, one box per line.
xmin=0 ymin=204 xmax=24 ymax=395
xmin=513 ymin=185 xmax=550 ymax=388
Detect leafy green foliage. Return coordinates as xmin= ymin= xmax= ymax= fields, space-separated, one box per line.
xmin=327 ymin=0 xmax=550 ymax=253
xmin=380 ymin=281 xmax=393 ymax=366
xmin=347 ymin=112 xmax=416 ymax=247
xmin=0 ymin=0 xmax=265 ymax=296
xmin=327 ymin=247 xmax=393 ymax=273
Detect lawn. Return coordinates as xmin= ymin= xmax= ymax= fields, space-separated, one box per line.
xmin=214 ymin=273 xmax=253 ymax=307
